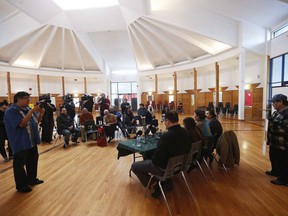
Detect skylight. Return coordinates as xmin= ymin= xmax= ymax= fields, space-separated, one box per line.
xmin=52 ymin=0 xmax=119 ymax=11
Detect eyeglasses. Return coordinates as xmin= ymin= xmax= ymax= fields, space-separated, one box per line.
xmin=22 ymin=96 xmax=30 ymax=100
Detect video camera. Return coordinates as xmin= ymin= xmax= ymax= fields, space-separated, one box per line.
xmin=81 ymin=94 xmax=93 ymax=101
xmin=36 ymin=94 xmax=51 ymax=108
xmin=63 ymin=93 xmax=73 ymax=103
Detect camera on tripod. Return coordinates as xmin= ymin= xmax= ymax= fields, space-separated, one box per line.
xmin=81 ymin=94 xmax=93 ymax=101
xmin=36 ymin=94 xmax=51 ymax=108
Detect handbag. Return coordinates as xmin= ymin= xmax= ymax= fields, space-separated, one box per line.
xmin=97 ymin=127 xmax=107 ymax=147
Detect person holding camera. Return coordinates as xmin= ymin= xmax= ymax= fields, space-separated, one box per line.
xmin=4 ymin=91 xmax=45 ymax=193
xmin=97 ymin=93 xmax=110 ymax=117
xmin=0 ymin=100 xmax=12 ymax=162
xmin=56 ymin=107 xmax=80 ymax=148
xmin=62 ymin=94 xmax=76 ymax=120
xmin=80 ymin=94 xmax=94 ymax=113
xmin=39 ymin=94 xmax=56 ymax=143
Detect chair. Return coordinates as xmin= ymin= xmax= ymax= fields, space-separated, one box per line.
xmin=145 ymin=154 xmax=194 ymax=216
xmin=224 ymin=102 xmax=231 ymax=117
xmin=53 ymin=126 xmax=62 ymax=147
xmin=201 ymin=136 xmax=217 ymax=181
xmin=185 ymin=140 xmax=208 ymax=183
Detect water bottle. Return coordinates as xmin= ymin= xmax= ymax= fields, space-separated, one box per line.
xmin=136 ymin=135 xmax=141 ymax=147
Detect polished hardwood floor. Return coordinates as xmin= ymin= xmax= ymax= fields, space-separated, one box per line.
xmin=0 ymin=113 xmax=288 ymax=216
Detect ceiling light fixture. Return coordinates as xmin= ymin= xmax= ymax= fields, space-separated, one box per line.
xmin=52 ymin=0 xmax=119 ymax=11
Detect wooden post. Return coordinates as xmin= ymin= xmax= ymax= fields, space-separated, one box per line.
xmin=62 ymin=76 xmax=65 ymax=96
xmin=84 ymin=77 xmax=87 ymax=93
xmin=37 ymin=75 xmax=41 ymax=96
xmin=194 ymin=68 xmax=197 ymax=108
xmin=215 ymin=62 xmax=219 ymax=106
xmin=173 ymin=72 xmax=177 ymax=107
xmin=6 ymin=72 xmax=12 ymax=103
xmin=155 ymin=74 xmax=158 ymax=108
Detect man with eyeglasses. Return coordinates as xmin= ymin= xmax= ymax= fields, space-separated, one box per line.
xmin=266 ymin=94 xmax=288 ymax=186
xmin=4 ymin=91 xmax=45 ymax=193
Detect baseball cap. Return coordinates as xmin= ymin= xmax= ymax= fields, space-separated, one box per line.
xmin=268 ymin=94 xmax=287 ymax=102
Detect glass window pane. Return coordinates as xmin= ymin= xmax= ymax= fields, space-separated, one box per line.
xmin=271 ymin=82 xmax=281 ymax=87
xmin=111 ymin=83 xmax=118 ymax=94
xmin=132 ymin=82 xmax=137 ymax=93
xmin=118 ymin=82 xmax=131 ymax=93
xmin=284 ymin=54 xmax=288 ymax=82
xmin=271 ymin=56 xmax=282 ymax=83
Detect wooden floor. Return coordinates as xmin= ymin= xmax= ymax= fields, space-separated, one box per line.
xmin=1 ymin=114 xmax=288 ymax=216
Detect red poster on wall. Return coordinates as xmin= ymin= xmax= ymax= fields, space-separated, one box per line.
xmin=245 ymin=91 xmax=253 ymax=106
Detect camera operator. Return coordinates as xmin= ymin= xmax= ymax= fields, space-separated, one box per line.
xmin=80 ymin=94 xmax=94 ymax=113
xmin=97 ymin=93 xmax=110 ymax=117
xmin=39 ymin=94 xmax=56 ymax=143
xmin=62 ymin=94 xmax=76 ymax=120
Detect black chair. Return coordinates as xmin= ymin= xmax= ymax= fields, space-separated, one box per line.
xmin=224 ymin=102 xmax=231 ymax=114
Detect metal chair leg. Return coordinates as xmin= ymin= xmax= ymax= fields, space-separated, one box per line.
xmin=158 ymin=182 xmax=172 ymax=216
xmin=196 ymin=160 xmax=208 ymax=183
xmin=181 ymin=171 xmax=194 ymax=200
xmin=202 ymin=157 xmax=217 ymax=181
xmin=145 ymin=175 xmax=154 ymax=197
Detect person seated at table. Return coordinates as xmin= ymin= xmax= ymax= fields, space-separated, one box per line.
xmin=206 ymin=109 xmax=223 ymax=162
xmin=103 ymin=109 xmax=117 ymax=143
xmin=131 ymin=111 xmax=191 ymax=198
xmin=56 ymin=107 xmax=80 ymax=148
xmin=194 ymin=109 xmax=213 ymax=158
xmin=183 ymin=117 xmax=202 ymax=171
xmin=183 ymin=117 xmax=202 ymax=143
xmin=79 ymin=108 xmax=96 ymax=142
xmin=137 ymin=103 xmax=148 ymax=124
xmin=124 ymin=106 xmax=136 ymax=134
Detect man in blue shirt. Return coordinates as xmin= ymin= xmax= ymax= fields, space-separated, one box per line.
xmin=4 ymin=91 xmax=45 ymax=193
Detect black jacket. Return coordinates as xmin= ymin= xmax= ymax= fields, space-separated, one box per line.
xmin=152 ymin=124 xmax=190 ymax=169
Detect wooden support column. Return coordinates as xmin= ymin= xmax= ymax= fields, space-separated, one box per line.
xmin=154 ymin=74 xmax=158 ymax=106
xmin=215 ymin=62 xmax=220 ymax=106
xmin=84 ymin=77 xmax=87 ymax=93
xmin=6 ymin=72 xmax=12 ymax=103
xmin=37 ymin=75 xmax=41 ymax=96
xmin=173 ymin=72 xmax=177 ymax=105
xmin=62 ymin=76 xmax=65 ymax=96
xmin=194 ymin=68 xmax=198 ymax=108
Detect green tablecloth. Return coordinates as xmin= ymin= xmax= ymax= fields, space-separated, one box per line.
xmin=117 ymin=137 xmax=158 ymax=159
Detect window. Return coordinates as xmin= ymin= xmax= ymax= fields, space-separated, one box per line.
xmin=272 ymin=24 xmax=288 ymax=38
xmin=271 ymin=56 xmax=283 ymax=87
xmin=284 ymin=54 xmax=288 ymax=83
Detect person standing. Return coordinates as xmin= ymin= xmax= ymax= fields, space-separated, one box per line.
xmin=0 ymin=100 xmax=12 ymax=162
xmin=131 ymin=111 xmax=190 ymax=198
xmin=4 ymin=91 xmax=45 ymax=193
xmin=266 ymin=94 xmax=288 ymax=186
xmin=40 ymin=95 xmax=56 ymax=143
xmin=121 ymin=98 xmax=130 ymax=116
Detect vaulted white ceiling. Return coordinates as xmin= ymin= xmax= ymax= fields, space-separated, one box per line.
xmin=0 ymin=0 xmax=287 ymax=77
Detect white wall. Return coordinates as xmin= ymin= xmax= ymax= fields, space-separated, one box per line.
xmin=269 ymin=32 xmax=288 ymax=58
xmin=40 ymin=75 xmax=62 ymax=94
xmin=0 ymin=72 xmax=8 ymax=96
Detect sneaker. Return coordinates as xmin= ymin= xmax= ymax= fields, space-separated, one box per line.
xmin=63 ymin=142 xmax=68 ymax=148
xmin=4 ymin=157 xmax=9 ymax=163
